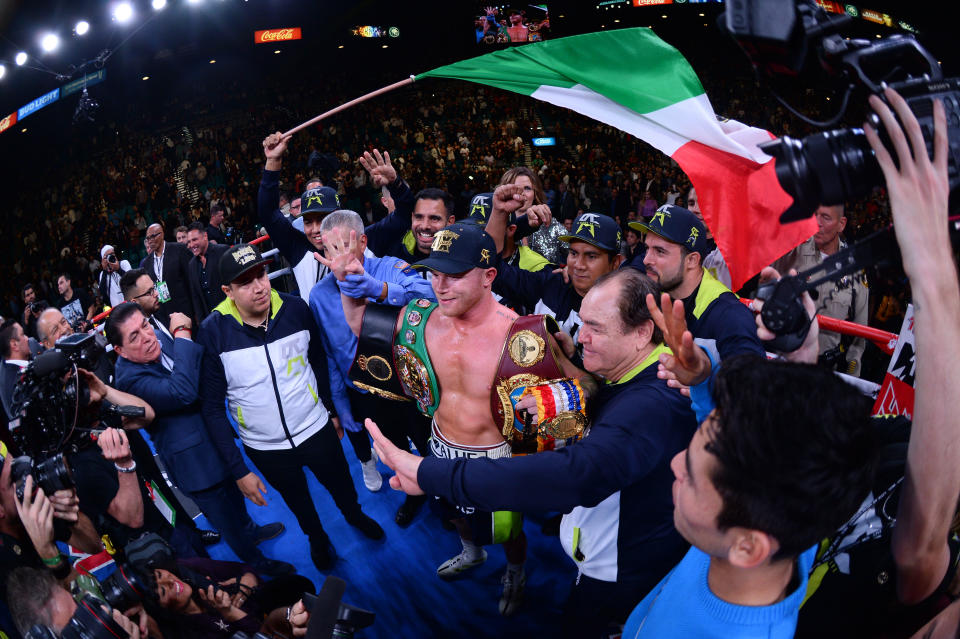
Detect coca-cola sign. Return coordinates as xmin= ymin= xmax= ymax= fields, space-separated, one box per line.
xmin=0 ymin=111 xmax=17 ymax=135
xmin=254 ymin=28 xmax=302 ymax=44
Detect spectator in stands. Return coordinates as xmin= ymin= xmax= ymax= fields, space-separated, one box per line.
xmin=175 ymin=226 xmax=190 ymax=244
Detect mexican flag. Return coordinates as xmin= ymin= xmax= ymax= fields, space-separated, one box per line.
xmin=417 ymin=28 xmax=817 ymax=291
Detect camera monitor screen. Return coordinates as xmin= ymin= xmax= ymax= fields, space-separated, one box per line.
xmin=475 ymin=4 xmax=550 ymax=45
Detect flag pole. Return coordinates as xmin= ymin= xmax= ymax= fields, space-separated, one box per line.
xmin=282 ymin=75 xmax=417 ymax=138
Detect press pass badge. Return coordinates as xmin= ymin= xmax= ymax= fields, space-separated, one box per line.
xmin=156 ymin=280 xmax=171 ymax=303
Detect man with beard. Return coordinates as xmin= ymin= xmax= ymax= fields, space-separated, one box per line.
xmin=632 ymin=205 xmax=763 ymax=360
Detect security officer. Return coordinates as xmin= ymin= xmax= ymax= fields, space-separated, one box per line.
xmin=772 ymin=204 xmax=868 ymax=375
xmin=631 ymin=205 xmax=764 ymax=360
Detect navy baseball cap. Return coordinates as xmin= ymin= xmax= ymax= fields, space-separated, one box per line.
xmin=630 ymin=204 xmax=708 ymax=256
xmin=413 ymin=223 xmax=497 ymax=274
xmin=467 ymin=192 xmax=516 ymax=226
xmin=301 ymin=186 xmax=340 ymax=217
xmin=558 ymin=213 xmax=621 ymax=253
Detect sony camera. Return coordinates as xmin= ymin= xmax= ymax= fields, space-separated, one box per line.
xmin=723 ymin=0 xmax=960 ymax=222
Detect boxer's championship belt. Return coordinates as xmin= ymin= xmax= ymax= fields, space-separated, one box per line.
xmin=394 ymin=299 xmax=441 ymax=417
xmin=491 ymin=315 xmax=587 ymax=454
xmin=349 ymin=303 xmax=410 ymax=402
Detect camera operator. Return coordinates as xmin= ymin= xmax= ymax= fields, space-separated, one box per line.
xmin=20 ymin=284 xmax=47 ymax=341
xmin=98 ymin=245 xmax=133 ymax=309
xmin=5 ymin=566 xmax=144 ymax=639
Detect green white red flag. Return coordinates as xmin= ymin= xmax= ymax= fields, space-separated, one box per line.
xmin=416 ymin=27 xmax=817 ymax=290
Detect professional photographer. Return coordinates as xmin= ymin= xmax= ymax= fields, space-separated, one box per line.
xmin=5 ymin=566 xmax=144 ymax=639
xmin=1 ymin=443 xmax=81 ymax=637
xmin=20 ymin=283 xmax=47 ymax=341
xmin=98 ymin=245 xmax=133 ymax=309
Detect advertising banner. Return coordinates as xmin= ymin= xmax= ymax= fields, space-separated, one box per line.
xmin=0 ymin=111 xmax=17 ymax=135
xmin=17 ymin=88 xmax=60 ymax=121
xmin=61 ymin=69 xmax=107 ymax=97
xmin=254 ymin=28 xmax=302 ymax=44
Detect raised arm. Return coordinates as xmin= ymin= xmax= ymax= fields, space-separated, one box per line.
xmin=866 ymin=89 xmax=960 ymax=604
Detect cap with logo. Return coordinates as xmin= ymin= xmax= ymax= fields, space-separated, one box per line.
xmin=467 ymin=192 xmax=516 ymax=226
xmin=558 ymin=212 xmax=621 ymax=253
xmin=300 ymin=186 xmax=340 ymax=217
xmin=630 ymin=204 xmax=708 ymax=256
xmin=413 ymin=222 xmax=497 ymax=274
xmin=219 ymin=243 xmax=273 ymax=284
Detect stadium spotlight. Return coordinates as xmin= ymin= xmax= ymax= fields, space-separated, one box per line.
xmin=15 ymin=52 xmax=28 ymax=66
xmin=152 ymin=0 xmax=168 ymax=9
xmin=187 ymin=0 xmax=203 ymax=4
xmin=0 ymin=64 xmax=5 ymax=80
xmin=75 ymin=20 xmax=90 ymax=35
xmin=41 ymin=33 xmax=60 ymax=53
xmin=114 ymin=2 xmax=134 ymax=23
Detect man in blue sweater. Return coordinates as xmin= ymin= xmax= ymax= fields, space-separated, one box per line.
xmin=366 ymin=267 xmax=698 ymax=635
xmin=309 ymin=210 xmax=435 ymax=525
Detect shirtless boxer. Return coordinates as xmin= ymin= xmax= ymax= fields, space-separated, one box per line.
xmin=324 ymin=184 xmax=593 ymax=616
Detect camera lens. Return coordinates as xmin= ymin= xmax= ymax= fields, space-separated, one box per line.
xmin=759 ymin=128 xmax=883 ymax=222
xmin=35 ymin=453 xmax=75 ymax=494
xmin=107 ymin=254 xmax=118 ymax=263
xmin=101 ymin=564 xmax=152 ymax=611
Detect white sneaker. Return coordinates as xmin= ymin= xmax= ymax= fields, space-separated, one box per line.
xmin=361 ymin=448 xmax=382 ymax=492
xmin=436 ymin=549 xmax=487 ymax=580
xmin=499 ymin=569 xmax=526 ymax=616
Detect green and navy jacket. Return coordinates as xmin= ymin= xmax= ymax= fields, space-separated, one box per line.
xmin=198 ymin=289 xmax=335 ymax=471
xmin=683 ymin=268 xmax=765 ymax=360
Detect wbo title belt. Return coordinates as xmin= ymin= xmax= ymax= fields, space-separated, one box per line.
xmin=492 ymin=315 xmax=587 ymax=454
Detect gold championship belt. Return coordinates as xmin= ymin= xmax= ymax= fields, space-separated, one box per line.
xmin=491 ymin=315 xmax=588 ymax=454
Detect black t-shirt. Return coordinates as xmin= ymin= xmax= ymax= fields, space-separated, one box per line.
xmin=57 ymin=288 xmax=94 ymax=328
xmin=0 ymin=531 xmax=42 ymax=600
xmin=68 ymin=444 xmax=172 ymax=550
xmin=207 ymin=224 xmax=227 ymax=245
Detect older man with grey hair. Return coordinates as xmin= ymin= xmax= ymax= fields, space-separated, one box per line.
xmin=308 ymin=210 xmax=435 ymax=525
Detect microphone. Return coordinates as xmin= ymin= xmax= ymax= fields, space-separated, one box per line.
xmin=304 ymin=575 xmax=346 ymax=639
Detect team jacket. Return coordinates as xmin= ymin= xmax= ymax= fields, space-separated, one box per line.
xmin=683 ymin=268 xmax=765 ymax=360
xmin=491 ymin=254 xmax=586 ymax=344
xmin=418 ymin=345 xmax=698 ymax=584
xmin=198 ymin=289 xmax=335 ymax=453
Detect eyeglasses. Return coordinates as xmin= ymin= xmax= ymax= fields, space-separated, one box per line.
xmin=133 ymin=286 xmax=158 ymax=300
xmin=146 ymin=232 xmax=163 ymax=240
